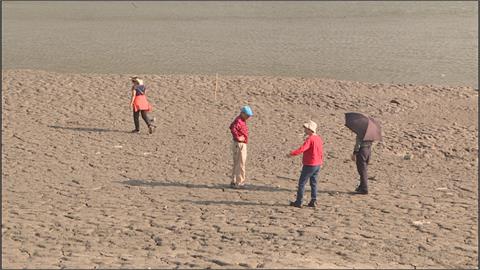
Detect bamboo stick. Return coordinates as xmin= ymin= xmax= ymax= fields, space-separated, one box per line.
xmin=215 ymin=73 xmax=218 ymax=101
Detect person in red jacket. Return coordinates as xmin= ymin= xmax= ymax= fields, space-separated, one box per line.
xmin=287 ymin=120 xmax=324 ymax=208
xmin=229 ymin=105 xmax=253 ymax=188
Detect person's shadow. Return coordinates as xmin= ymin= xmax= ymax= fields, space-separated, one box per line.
xmin=119 ymin=179 xmax=353 ymax=195
xmin=49 ymin=125 xmax=128 ymax=133
xmin=119 ymin=179 xmax=292 ymax=192
xmin=119 ymin=179 xmax=355 ymax=207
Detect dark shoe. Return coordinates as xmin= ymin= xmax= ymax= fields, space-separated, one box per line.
xmin=355 ymin=184 xmax=364 ymax=192
xmin=355 ymin=183 xmax=369 ymax=193
xmin=230 ymin=182 xmax=236 ymax=188
xmin=131 ymin=129 xmax=140 ymax=133
xmin=307 ymin=200 xmax=317 ymax=208
xmin=353 ymin=189 xmax=368 ymax=195
xmin=289 ymin=201 xmax=302 ymax=208
xmin=148 ymin=125 xmax=155 ymax=134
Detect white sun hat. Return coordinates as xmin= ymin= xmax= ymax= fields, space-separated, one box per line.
xmin=303 ymin=120 xmax=317 ymax=133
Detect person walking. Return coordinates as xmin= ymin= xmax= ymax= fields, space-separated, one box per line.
xmin=130 ymin=76 xmax=155 ymax=134
xmin=287 ymin=120 xmax=324 ymax=208
xmin=229 ymin=105 xmax=253 ymax=188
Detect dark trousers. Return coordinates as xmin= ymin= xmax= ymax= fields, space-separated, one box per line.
xmin=295 ymin=165 xmax=321 ymax=205
xmin=133 ymin=110 xmax=151 ymax=131
xmin=355 ymin=145 xmax=371 ymax=191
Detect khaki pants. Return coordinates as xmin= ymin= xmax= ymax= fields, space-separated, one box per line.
xmin=231 ymin=141 xmax=247 ymax=185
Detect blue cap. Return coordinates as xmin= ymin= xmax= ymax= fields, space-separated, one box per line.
xmin=241 ymin=105 xmax=253 ymax=117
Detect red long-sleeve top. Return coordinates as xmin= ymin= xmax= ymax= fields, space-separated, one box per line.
xmin=229 ymin=116 xmax=249 ymax=144
xmin=290 ymin=134 xmax=324 ymax=166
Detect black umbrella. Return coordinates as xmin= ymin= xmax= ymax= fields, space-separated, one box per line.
xmin=345 ymin=112 xmax=382 ymax=141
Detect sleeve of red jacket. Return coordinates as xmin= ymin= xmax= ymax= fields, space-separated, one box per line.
xmin=290 ymin=137 xmax=311 ymax=156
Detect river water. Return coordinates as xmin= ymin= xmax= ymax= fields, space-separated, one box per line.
xmin=2 ymin=1 xmax=477 ymax=87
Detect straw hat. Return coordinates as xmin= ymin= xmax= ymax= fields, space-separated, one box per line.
xmin=303 ymin=120 xmax=317 ymax=133
xmin=130 ymin=76 xmax=144 ymax=85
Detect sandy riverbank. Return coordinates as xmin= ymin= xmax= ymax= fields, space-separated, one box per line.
xmin=1 ymin=69 xmax=478 ymax=268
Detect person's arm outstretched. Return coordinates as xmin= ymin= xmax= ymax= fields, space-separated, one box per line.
xmin=289 ymin=137 xmax=311 ymax=157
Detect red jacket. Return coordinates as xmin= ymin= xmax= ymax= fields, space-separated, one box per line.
xmin=230 ymin=116 xmax=249 ymax=143
xmin=291 ymin=134 xmax=323 ymax=166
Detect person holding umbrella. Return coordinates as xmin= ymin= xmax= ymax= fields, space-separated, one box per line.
xmin=287 ymin=120 xmax=324 ymax=208
xmin=344 ymin=112 xmax=382 ymax=195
